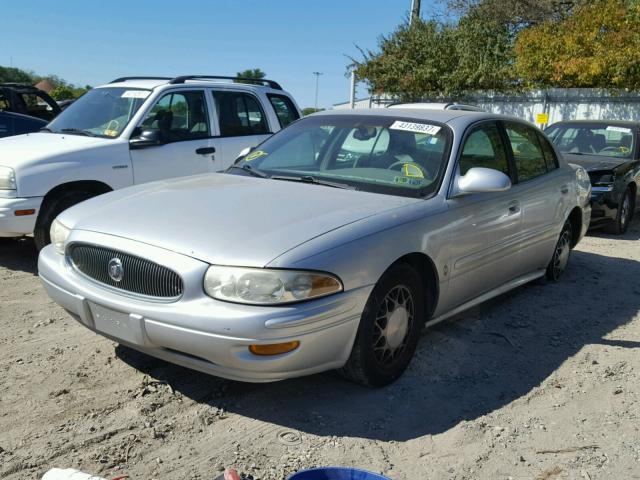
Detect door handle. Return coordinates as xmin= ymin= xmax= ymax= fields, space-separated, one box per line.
xmin=560 ymin=185 xmax=569 ymax=195
xmin=195 ymin=147 xmax=216 ymax=155
xmin=508 ymin=201 xmax=520 ymax=214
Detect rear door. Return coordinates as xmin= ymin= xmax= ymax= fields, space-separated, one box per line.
xmin=129 ymin=89 xmax=217 ymax=184
xmin=211 ymin=90 xmax=273 ymax=169
xmin=444 ymin=121 xmax=523 ymax=308
xmin=502 ymin=121 xmax=568 ymax=275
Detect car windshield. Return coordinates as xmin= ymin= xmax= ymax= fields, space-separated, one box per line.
xmin=546 ymin=123 xmax=635 ymax=159
xmin=232 ymin=114 xmax=452 ymax=198
xmin=46 ymin=87 xmax=150 ymax=138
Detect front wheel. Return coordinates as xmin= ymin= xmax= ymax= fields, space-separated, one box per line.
xmin=340 ymin=263 xmax=425 ymax=387
xmin=604 ymin=188 xmax=633 ymax=235
xmin=34 ymin=191 xmax=95 ymax=251
xmin=545 ymin=221 xmax=572 ymax=282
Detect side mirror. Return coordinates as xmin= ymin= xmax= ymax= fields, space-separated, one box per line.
xmin=129 ymin=129 xmax=163 ymax=149
xmin=235 ymin=146 xmax=254 ymax=164
xmin=455 ymin=167 xmax=511 ymax=196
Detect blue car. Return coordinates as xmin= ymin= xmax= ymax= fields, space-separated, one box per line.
xmin=0 ymin=110 xmax=47 ymax=138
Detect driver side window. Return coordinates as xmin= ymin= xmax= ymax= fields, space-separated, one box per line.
xmin=459 ymin=122 xmax=510 ymax=177
xmin=140 ymin=91 xmax=210 ymax=142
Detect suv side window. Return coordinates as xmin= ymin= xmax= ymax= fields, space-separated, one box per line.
xmin=0 ymin=91 xmax=9 ymax=110
xmin=213 ymin=91 xmax=269 ymax=136
xmin=140 ymin=90 xmax=210 ymax=142
xmin=267 ymin=94 xmax=299 ymax=128
xmin=536 ymin=132 xmax=559 ymax=171
xmin=459 ymin=122 xmax=510 ymax=177
xmin=504 ymin=122 xmax=548 ymax=182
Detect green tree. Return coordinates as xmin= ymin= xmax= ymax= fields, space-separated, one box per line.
xmin=235 ymin=68 xmax=267 ymax=85
xmin=49 ymin=85 xmax=75 ymax=101
xmin=353 ymin=13 xmax=515 ymax=99
xmin=515 ymin=0 xmax=640 ymax=88
xmin=302 ymin=107 xmax=325 ymax=116
xmin=0 ymin=66 xmax=36 ymax=84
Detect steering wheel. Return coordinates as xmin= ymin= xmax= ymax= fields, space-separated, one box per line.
xmin=386 ymin=160 xmax=431 ymax=180
xmin=600 ymin=146 xmax=626 ymax=154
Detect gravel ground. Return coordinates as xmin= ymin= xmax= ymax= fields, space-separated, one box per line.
xmin=1 ymin=219 xmax=639 ymax=480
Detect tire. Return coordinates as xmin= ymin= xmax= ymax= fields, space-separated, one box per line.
xmin=34 ymin=190 xmax=95 ymax=251
xmin=545 ymin=220 xmax=572 ymax=282
xmin=340 ymin=263 xmax=426 ymax=387
xmin=604 ymin=187 xmax=633 ymax=235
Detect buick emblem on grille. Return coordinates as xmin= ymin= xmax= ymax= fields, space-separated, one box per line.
xmin=108 ymin=258 xmax=124 ymax=282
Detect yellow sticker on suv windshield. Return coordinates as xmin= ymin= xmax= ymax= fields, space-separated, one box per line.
xmin=104 ymin=129 xmax=118 ymax=137
xmin=402 ymin=163 xmax=425 ymax=178
xmin=245 ymin=150 xmax=268 ymax=161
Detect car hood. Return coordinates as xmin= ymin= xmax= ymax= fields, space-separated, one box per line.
xmin=0 ymin=132 xmax=109 ymax=168
xmin=562 ymin=153 xmax=628 ymax=172
xmin=62 ymin=173 xmax=421 ymax=267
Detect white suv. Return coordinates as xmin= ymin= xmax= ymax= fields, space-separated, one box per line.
xmin=0 ymin=75 xmax=301 ymax=249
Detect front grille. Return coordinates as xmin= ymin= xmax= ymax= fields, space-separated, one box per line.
xmin=68 ymin=244 xmax=184 ymax=299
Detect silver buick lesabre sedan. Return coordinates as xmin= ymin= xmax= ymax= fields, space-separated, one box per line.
xmin=38 ymin=109 xmax=591 ymax=387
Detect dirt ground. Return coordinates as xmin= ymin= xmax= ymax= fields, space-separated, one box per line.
xmin=1 ymin=220 xmax=639 ymax=480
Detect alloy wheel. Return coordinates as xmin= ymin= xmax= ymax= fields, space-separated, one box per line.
xmin=372 ymin=285 xmax=414 ymax=366
xmin=550 ymin=228 xmax=571 ymax=280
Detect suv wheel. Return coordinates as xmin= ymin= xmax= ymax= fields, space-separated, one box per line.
xmin=34 ymin=191 xmax=95 ymax=251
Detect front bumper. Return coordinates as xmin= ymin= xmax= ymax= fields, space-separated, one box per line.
xmin=589 ymin=188 xmax=617 ymax=227
xmin=38 ymin=232 xmax=371 ymax=382
xmin=0 ymin=195 xmax=42 ymax=237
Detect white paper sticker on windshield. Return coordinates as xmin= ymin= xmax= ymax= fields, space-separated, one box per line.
xmin=606 ymin=126 xmax=632 ymax=134
xmin=390 ymin=121 xmax=441 ymax=135
xmin=121 ymin=90 xmax=150 ymax=99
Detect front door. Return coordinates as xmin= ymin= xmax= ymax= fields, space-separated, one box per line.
xmin=129 ymin=89 xmax=217 ymax=184
xmin=442 ymin=121 xmax=523 ymax=309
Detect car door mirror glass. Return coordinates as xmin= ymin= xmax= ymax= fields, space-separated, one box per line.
xmin=130 ymin=129 xmax=164 ymax=149
xmin=456 ymin=167 xmax=511 ymax=196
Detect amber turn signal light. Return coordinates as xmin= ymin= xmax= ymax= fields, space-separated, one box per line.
xmin=14 ymin=209 xmax=36 ymax=216
xmin=249 ymin=341 xmax=300 ymax=356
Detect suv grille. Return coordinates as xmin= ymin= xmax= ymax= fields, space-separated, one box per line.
xmin=68 ymin=244 xmax=184 ymax=299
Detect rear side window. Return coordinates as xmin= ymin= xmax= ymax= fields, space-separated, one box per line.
xmin=267 ymin=94 xmax=299 ymax=128
xmin=19 ymin=92 xmax=57 ymax=121
xmin=504 ymin=122 xmax=548 ymax=182
xmin=459 ymin=122 xmax=510 ymax=177
xmin=536 ymin=132 xmax=559 ymax=171
xmin=213 ymin=91 xmax=269 ymax=136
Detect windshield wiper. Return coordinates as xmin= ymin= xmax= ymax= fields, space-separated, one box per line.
xmin=227 ymin=164 xmax=270 ymax=178
xmin=39 ymin=127 xmax=54 ymax=133
xmin=60 ymin=128 xmax=97 ymax=137
xmin=271 ymin=175 xmax=355 ymax=190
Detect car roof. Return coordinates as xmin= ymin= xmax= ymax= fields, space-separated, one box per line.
xmin=316 ymin=108 xmax=527 ymax=128
xmin=548 ymin=119 xmax=640 ymax=128
xmin=97 ymin=75 xmax=284 ymax=92
xmin=388 ymin=102 xmax=485 ymax=112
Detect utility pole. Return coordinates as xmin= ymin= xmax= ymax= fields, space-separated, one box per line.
xmin=349 ymin=70 xmax=356 ymax=109
xmin=410 ymin=0 xmax=421 ymax=25
xmin=313 ymin=71 xmax=323 ymax=111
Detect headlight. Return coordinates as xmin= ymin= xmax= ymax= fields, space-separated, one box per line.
xmin=50 ymin=218 xmax=71 ymax=254
xmin=203 ymin=266 xmax=342 ymax=305
xmin=0 ymin=166 xmax=16 ymax=190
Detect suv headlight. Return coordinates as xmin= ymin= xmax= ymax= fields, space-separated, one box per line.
xmin=0 ymin=166 xmax=16 ymax=190
xmin=204 ymin=266 xmax=342 ymax=305
xmin=50 ymin=218 xmax=71 ymax=254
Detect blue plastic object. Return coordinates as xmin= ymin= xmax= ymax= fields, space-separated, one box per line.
xmin=288 ymin=467 xmax=390 ymax=480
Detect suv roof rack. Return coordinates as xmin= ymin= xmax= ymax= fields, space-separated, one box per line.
xmin=109 ymin=76 xmax=173 ymax=84
xmin=168 ymin=75 xmax=282 ymax=90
